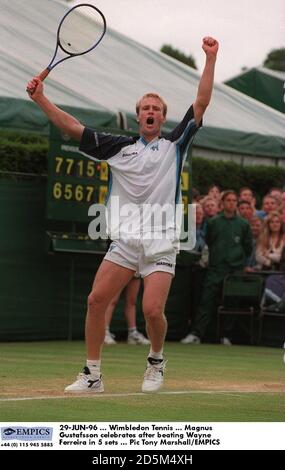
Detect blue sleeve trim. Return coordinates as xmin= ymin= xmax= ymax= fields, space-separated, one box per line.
xmin=105 ymin=167 xmax=113 ymax=204
xmin=175 ymin=146 xmax=183 ymax=204
xmin=164 ymin=105 xmax=202 ymax=156
xmin=79 ymin=127 xmax=134 ymax=161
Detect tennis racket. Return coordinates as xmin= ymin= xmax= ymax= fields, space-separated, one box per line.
xmin=27 ymin=3 xmax=106 ymax=95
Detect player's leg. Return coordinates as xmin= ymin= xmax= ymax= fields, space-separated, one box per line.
xmin=141 ymin=271 xmax=173 ymax=392
xmin=142 ymin=271 xmax=172 ymax=352
xmin=125 ymin=278 xmax=150 ymax=344
xmin=86 ymin=260 xmax=135 ymax=358
xmin=124 ymin=277 xmax=140 ymax=328
xmin=104 ymin=290 xmax=122 ymax=344
xmin=65 ymin=260 xmax=134 ymax=393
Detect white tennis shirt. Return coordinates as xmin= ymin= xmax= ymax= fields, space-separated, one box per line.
xmin=80 ymin=105 xmax=201 ymax=241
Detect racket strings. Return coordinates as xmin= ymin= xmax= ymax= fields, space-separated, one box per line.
xmin=58 ymin=5 xmax=105 ymax=55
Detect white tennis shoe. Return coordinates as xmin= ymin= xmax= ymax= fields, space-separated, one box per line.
xmin=104 ymin=330 xmax=117 ymax=345
xmin=128 ymin=331 xmax=150 ymax=345
xmin=64 ymin=367 xmax=104 ymax=393
xmin=180 ymin=333 xmax=201 ymax=344
xmin=142 ymin=358 xmax=166 ymax=393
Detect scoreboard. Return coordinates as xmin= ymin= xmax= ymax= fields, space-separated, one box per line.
xmin=46 ymin=125 xmax=109 ymax=222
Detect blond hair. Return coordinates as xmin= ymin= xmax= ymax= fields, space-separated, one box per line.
xmin=136 ymin=93 xmax=167 ymax=117
xmin=257 ymin=211 xmax=284 ymax=250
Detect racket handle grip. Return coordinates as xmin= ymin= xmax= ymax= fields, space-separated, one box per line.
xmin=26 ymin=68 xmax=50 ymax=96
xmin=38 ymin=68 xmax=50 ymax=82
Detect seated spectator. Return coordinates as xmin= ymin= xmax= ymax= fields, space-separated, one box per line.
xmin=264 ymin=274 xmax=285 ymax=308
xmin=262 ymin=247 xmax=285 ymax=313
xmin=255 ymin=211 xmax=285 ymax=271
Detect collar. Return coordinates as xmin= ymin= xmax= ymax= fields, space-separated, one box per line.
xmin=139 ymin=136 xmax=159 ymax=146
xmin=220 ymin=211 xmax=237 ymax=220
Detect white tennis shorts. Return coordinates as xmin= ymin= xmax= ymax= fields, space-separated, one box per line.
xmin=104 ymin=238 xmax=177 ymax=277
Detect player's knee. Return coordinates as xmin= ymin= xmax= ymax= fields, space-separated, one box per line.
xmin=109 ymin=298 xmax=118 ymax=309
xmin=87 ymin=290 xmax=106 ymax=309
xmin=144 ymin=305 xmax=163 ymax=322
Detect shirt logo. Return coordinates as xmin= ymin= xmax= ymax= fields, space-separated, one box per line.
xmin=121 ymin=151 xmax=138 ymax=158
xmin=94 ymin=132 xmax=100 ymax=147
xmin=150 ymin=143 xmax=159 ymax=151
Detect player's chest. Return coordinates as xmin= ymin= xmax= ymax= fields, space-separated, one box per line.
xmin=112 ymin=141 xmax=174 ymax=172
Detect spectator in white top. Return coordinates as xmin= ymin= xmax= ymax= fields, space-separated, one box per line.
xmin=255 ymin=211 xmax=285 ymax=270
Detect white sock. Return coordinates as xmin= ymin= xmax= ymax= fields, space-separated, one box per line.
xmin=128 ymin=328 xmax=137 ymax=335
xmin=86 ymin=359 xmax=101 ymax=375
xmin=148 ymin=349 xmax=163 ymax=360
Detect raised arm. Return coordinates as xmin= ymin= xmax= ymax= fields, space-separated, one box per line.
xmin=26 ymin=77 xmax=84 ymax=141
xmin=193 ymin=37 xmax=219 ymax=125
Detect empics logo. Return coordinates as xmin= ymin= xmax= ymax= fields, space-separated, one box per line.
xmin=1 ymin=427 xmax=53 ymax=441
xmin=2 ymin=428 xmax=16 ymax=436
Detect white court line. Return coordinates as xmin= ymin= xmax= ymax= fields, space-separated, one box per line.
xmin=0 ymin=390 xmax=282 ymax=402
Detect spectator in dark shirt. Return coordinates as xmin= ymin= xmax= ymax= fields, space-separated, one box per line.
xmin=181 ymin=190 xmax=253 ymax=345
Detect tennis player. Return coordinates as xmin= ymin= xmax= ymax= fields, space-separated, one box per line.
xmin=27 ymin=36 xmax=219 ymax=393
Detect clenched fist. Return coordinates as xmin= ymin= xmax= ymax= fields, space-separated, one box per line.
xmin=202 ymin=37 xmax=219 ymax=57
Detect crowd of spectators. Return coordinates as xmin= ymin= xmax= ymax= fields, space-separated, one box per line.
xmin=181 ymin=185 xmax=285 ymax=346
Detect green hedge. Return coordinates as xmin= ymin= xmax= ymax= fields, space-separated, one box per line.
xmin=1 ymin=130 xmax=284 ymax=198
xmin=192 ymin=157 xmax=285 ymax=198
xmin=0 ymin=130 xmax=48 ymax=174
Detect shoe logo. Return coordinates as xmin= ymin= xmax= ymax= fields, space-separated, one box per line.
xmin=88 ymin=379 xmax=100 ymax=388
xmin=148 ymin=357 xmax=163 ymax=366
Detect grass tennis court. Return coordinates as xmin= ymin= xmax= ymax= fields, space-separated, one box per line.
xmin=0 ymin=341 xmax=284 ymax=422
